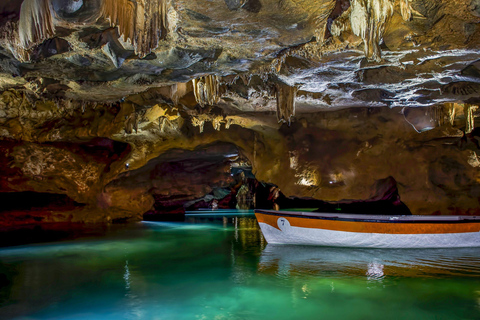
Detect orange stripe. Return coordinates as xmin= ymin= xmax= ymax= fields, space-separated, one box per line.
xmin=255 ymin=213 xmax=480 ymax=234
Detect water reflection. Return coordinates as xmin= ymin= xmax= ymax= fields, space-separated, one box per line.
xmin=258 ymin=244 xmax=480 ymax=278
xmin=1 ymin=217 xmax=480 ymax=320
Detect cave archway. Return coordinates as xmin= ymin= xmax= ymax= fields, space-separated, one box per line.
xmin=100 ymin=141 xmax=278 ymax=221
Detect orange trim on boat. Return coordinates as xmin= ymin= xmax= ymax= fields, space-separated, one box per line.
xmin=255 ymin=212 xmax=480 ymax=234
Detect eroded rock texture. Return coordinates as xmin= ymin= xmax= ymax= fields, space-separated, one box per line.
xmin=1 ymin=0 xmax=480 ymax=225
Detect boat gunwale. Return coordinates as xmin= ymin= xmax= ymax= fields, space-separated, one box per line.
xmin=255 ymin=210 xmax=480 ymax=224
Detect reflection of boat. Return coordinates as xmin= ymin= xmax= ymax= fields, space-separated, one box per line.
xmin=255 ymin=209 xmax=480 ymax=248
xmin=259 ymin=244 xmax=480 ymax=277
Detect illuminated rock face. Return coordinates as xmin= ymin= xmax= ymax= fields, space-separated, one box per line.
xmin=1 ymin=0 xmax=480 ymax=224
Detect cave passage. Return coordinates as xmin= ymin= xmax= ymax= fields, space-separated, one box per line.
xmin=142 ymin=153 xmax=278 ymax=221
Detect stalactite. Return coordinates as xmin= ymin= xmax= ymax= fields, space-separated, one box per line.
xmin=192 ymin=75 xmax=220 ymax=108
xmin=124 ymin=111 xmax=138 ymax=134
xmin=18 ymin=0 xmax=56 ymax=49
xmin=399 ymin=0 xmax=412 ymax=21
xmin=159 ymin=116 xmax=167 ymax=133
xmin=331 ymin=8 xmax=350 ymax=37
xmin=468 ymin=152 xmax=480 ymax=168
xmin=0 ymin=23 xmax=29 ymax=62
xmin=311 ymin=0 xmax=337 ymax=43
xmin=276 ymin=83 xmax=297 ymax=124
xmin=332 ymin=0 xmax=412 ymax=62
xmin=464 ymin=104 xmax=478 ymax=134
xmin=350 ymin=0 xmax=394 ymax=62
xmin=271 ymin=57 xmax=284 ymax=73
xmin=448 ymin=104 xmax=456 ymax=126
xmin=225 ymin=118 xmax=234 ymax=129
xmin=239 ymin=74 xmax=251 ymax=86
xmin=212 ymin=116 xmax=224 ymax=131
xmin=431 ymin=105 xmax=456 ymax=127
xmin=101 ymin=0 xmax=168 ymax=57
xmin=171 ymin=82 xmax=188 ymax=105
xmin=191 ymin=117 xmax=206 ymax=133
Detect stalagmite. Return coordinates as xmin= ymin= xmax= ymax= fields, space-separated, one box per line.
xmin=192 ymin=75 xmax=220 ymax=107
xmin=101 ymin=0 xmax=168 ymax=57
xmin=18 ymin=0 xmax=56 ymax=49
xmin=276 ymin=83 xmax=297 ymax=124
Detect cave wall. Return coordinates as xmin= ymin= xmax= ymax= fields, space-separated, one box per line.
xmin=251 ymin=106 xmax=480 ymax=216
xmin=1 ymin=83 xmax=479 ymax=224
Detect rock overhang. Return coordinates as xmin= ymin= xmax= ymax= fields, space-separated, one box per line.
xmin=0 ymin=0 xmax=479 ymax=111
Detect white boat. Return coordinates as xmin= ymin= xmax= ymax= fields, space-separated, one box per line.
xmin=255 ymin=209 xmax=480 ymax=248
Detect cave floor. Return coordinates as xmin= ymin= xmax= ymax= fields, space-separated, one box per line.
xmin=0 ymin=213 xmax=480 ymax=319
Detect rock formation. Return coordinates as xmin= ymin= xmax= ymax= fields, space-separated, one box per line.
xmin=1 ymin=0 xmax=480 ymax=225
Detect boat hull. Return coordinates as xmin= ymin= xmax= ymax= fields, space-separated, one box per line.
xmin=255 ymin=210 xmax=480 ymax=248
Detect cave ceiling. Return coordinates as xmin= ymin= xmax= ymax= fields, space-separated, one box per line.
xmin=1 ymin=0 xmax=480 ymax=111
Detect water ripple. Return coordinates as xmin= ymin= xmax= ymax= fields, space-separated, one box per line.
xmin=259 ymin=245 xmax=480 ymax=278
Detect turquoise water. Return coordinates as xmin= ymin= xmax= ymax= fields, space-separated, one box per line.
xmin=1 ymin=215 xmax=480 ymax=320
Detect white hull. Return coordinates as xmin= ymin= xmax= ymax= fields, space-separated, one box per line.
xmin=258 ymin=222 xmax=480 ymax=249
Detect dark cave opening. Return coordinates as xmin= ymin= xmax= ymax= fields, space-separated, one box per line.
xmin=182 ymin=165 xmax=279 ymax=211
xmin=140 ymin=143 xmax=280 ymax=221
xmin=0 ymin=191 xmax=85 ymax=217
xmin=0 ymin=191 xmax=88 ymax=245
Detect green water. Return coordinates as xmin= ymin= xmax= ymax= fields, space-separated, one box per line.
xmin=1 ymin=215 xmax=480 ymax=320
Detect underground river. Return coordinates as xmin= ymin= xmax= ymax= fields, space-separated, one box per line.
xmin=1 ymin=213 xmax=480 ymax=320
